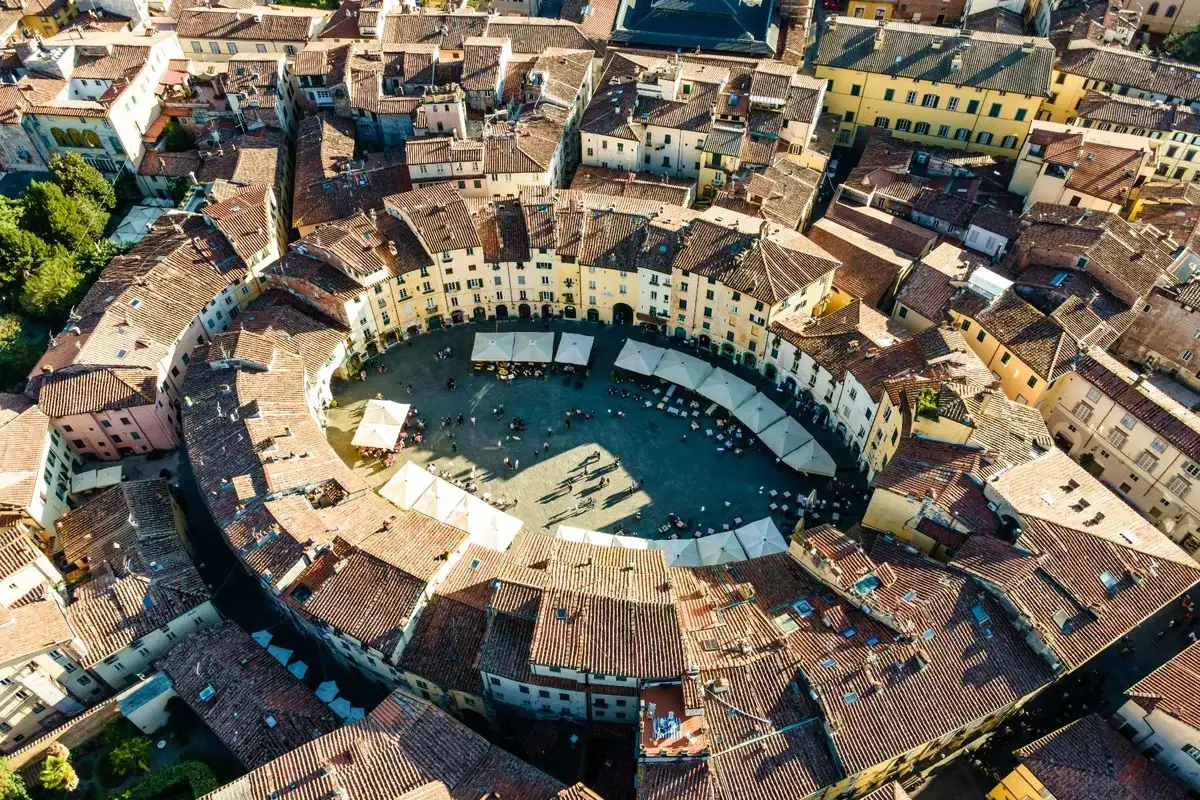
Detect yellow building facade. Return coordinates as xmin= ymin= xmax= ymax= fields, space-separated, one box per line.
xmin=988 ymin=765 xmax=1052 ymax=800
xmin=20 ymin=0 xmax=78 ymax=37
xmin=814 ymin=19 xmax=1053 ymax=158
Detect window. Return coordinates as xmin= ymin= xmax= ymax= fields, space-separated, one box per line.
xmin=1167 ymin=474 xmax=1192 ymax=498
xmin=1026 ymin=375 xmax=1037 ymax=389
xmin=914 ymin=122 xmax=930 ymax=135
xmin=976 ymin=131 xmax=994 ymax=145
xmin=988 ymin=103 xmax=1002 ymax=118
xmin=1149 ymin=1 xmax=1159 ymax=12
xmin=922 ymin=94 xmax=938 ymax=108
xmin=1135 ymin=450 xmax=1159 ymax=471
xmin=896 ymin=119 xmax=912 ymax=132
xmin=966 ymin=100 xmax=980 ymax=114
xmin=884 ymin=88 xmax=895 ymax=101
xmin=947 ymin=97 xmax=959 ymax=111
xmin=1120 ymin=414 xmax=1136 ymax=430
xmin=1150 ymin=437 xmax=1168 ymax=454
xmin=955 ymin=128 xmax=970 ymax=141
xmin=1001 ymin=135 xmax=1018 ymax=149
xmin=937 ymin=124 xmax=950 ymax=138
xmin=256 ymin=43 xmax=267 ymax=53
xmin=850 ymin=84 xmax=861 ymax=96
xmin=1073 ymin=402 xmax=1094 ymax=423
xmin=1108 ymin=428 xmax=1129 ymax=449
xmin=1086 ymin=387 xmax=1101 ymax=402
xmin=1167 ymin=3 xmax=1178 ymax=15
xmin=844 ymin=111 xmax=855 ymax=123
xmin=905 ymin=91 xmax=917 ymax=104
xmin=874 ymin=116 xmax=891 ymax=129
xmin=960 ymin=319 xmax=971 ymax=331
xmin=1015 ymin=108 xmax=1027 ymax=122
xmin=210 ymin=42 xmax=220 ymax=53
xmin=192 ymin=41 xmax=202 ymax=53
xmin=226 ymin=42 xmax=238 ymax=53
xmin=976 ymin=329 xmax=986 ymax=343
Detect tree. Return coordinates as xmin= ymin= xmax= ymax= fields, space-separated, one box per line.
xmin=49 ymin=153 xmax=115 ymax=211
xmin=1164 ymin=26 xmax=1200 ymax=64
xmin=73 ymin=194 xmax=110 ymax=243
xmin=38 ymin=755 xmax=78 ymax=792
xmin=0 ymin=757 xmax=30 ymax=800
xmin=22 ymin=182 xmax=91 ymax=251
xmin=0 ymin=197 xmax=23 ymax=228
xmin=20 ymin=250 xmax=84 ymax=318
xmin=0 ymin=227 xmax=51 ymax=289
xmin=163 ymin=120 xmax=196 ymax=153
xmin=107 ymin=736 xmax=150 ymax=779
xmin=74 ymin=239 xmax=118 ymax=281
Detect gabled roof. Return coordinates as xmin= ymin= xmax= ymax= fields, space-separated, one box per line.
xmin=1125 ymin=640 xmax=1200 ymax=731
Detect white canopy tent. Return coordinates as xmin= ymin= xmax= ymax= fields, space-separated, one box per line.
xmin=411 ymin=478 xmax=470 ymax=522
xmin=758 ymin=417 xmax=815 ymax=458
xmin=379 ymin=462 xmax=436 ymax=510
xmin=351 ymin=399 xmax=410 ymax=449
xmin=652 ymin=538 xmax=703 ymax=568
xmin=696 ymin=531 xmax=747 ymax=565
xmin=653 ymin=350 xmax=715 ymax=390
xmin=471 ymin=332 xmax=515 ymax=362
xmin=732 ymin=393 xmax=786 ymax=434
xmin=782 ymin=440 xmax=838 ymax=477
xmin=446 ymin=494 xmax=523 ymax=551
xmin=695 ymin=368 xmax=757 ymax=410
xmin=733 ymin=517 xmax=789 ymax=558
xmin=614 ymin=340 xmax=666 ymax=375
xmin=512 ymin=332 xmax=555 ymax=363
xmin=71 ymin=465 xmax=123 ymax=494
xmin=555 ymin=333 xmax=594 ymax=365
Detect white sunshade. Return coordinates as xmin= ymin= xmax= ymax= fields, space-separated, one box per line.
xmin=782 ymin=439 xmax=838 ymax=477
xmin=447 ymin=494 xmax=523 ymax=551
xmin=653 ymin=350 xmax=715 ymax=390
xmin=614 ymin=340 xmax=667 ymax=375
xmin=471 ymin=331 xmax=515 ymax=362
xmin=411 ymin=478 xmax=469 ymax=522
xmin=695 ymin=368 xmax=757 ymax=410
xmin=379 ymin=461 xmax=436 ymax=510
xmin=555 ymin=526 xmax=589 ymax=543
xmin=555 ymin=333 xmax=594 ymax=365
xmin=696 ymin=531 xmax=747 ymax=566
xmin=612 ymin=534 xmax=651 ymax=550
xmin=351 ymin=399 xmax=410 ymax=449
xmin=734 ymin=517 xmax=789 ymax=559
xmin=652 ymin=538 xmax=703 ymax=568
xmin=512 ymin=332 xmax=555 ymax=363
xmin=732 ymin=393 xmax=786 ymax=434
xmin=758 ymin=417 xmax=815 ymax=459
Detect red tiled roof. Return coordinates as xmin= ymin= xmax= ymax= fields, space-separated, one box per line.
xmin=1125 ymin=640 xmax=1200 ymax=731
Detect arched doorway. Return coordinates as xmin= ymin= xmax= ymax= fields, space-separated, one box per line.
xmin=698 ymin=334 xmax=711 ymax=349
xmin=721 ymin=342 xmax=735 ymax=357
xmin=613 ymin=303 xmax=633 ymax=324
xmin=541 ymin=304 xmax=552 ymax=319
xmin=518 ymin=303 xmax=532 ymax=320
xmin=781 ymin=375 xmax=797 ymax=394
xmin=428 ymin=315 xmax=443 ymax=330
xmin=1054 ymin=432 xmax=1074 ymax=453
xmin=451 ymin=309 xmax=465 ymax=324
xmin=587 ymin=308 xmax=600 ymax=322
xmin=406 ymin=324 xmax=421 ymax=338
xmin=473 ymin=306 xmax=486 ymax=321
xmin=496 ymin=305 xmax=509 ymax=319
xmin=564 ymin=306 xmax=577 ymax=319
xmin=744 ymin=353 xmax=757 ymax=369
xmin=762 ymin=363 xmax=774 ymax=380
xmin=674 ymin=326 xmax=687 ymax=339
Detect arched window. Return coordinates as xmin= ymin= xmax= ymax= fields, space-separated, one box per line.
xmin=1148 ymin=2 xmax=1159 ymax=14
xmin=82 ymin=130 xmax=101 ymax=148
xmin=66 ymin=129 xmax=85 ymax=147
xmin=1167 ymin=4 xmax=1177 ymax=16
xmin=50 ymin=128 xmax=68 ymax=146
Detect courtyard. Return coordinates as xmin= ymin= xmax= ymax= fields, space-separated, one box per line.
xmin=325 ymin=320 xmax=868 ymax=540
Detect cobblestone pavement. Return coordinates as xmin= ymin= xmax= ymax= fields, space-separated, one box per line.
xmin=326 ymin=320 xmax=869 ymax=538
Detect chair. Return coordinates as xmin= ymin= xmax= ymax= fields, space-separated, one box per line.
xmin=733 ymin=517 xmax=742 ymax=525
xmin=769 ymin=503 xmax=778 ymax=511
xmin=706 ymin=528 xmax=714 ymax=534
xmin=657 ymin=403 xmax=666 ymax=410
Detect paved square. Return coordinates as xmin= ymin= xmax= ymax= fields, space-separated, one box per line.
xmin=325 ymin=321 xmax=868 ymax=539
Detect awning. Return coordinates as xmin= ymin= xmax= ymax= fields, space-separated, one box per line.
xmin=411 ymin=478 xmax=469 ymax=522
xmin=614 ymin=339 xmax=667 ymax=375
xmin=555 ymin=333 xmax=594 ymax=365
xmin=696 ymin=531 xmax=747 ymax=565
xmin=652 ymin=538 xmax=702 ymax=567
xmin=695 ymin=368 xmax=756 ymax=410
xmin=471 ymin=332 xmax=515 ymax=362
xmin=512 ymin=332 xmax=554 ymax=363
xmin=732 ymin=393 xmax=786 ymax=433
xmin=758 ymin=417 xmax=814 ymax=459
xmin=351 ymin=399 xmax=410 ymax=449
xmin=782 ymin=440 xmax=838 ymax=477
xmin=653 ymin=350 xmax=715 ymax=390
xmin=379 ymin=461 xmax=435 ymax=510
xmin=446 ymin=494 xmax=523 ymax=551
xmin=733 ymin=517 xmax=789 ymax=558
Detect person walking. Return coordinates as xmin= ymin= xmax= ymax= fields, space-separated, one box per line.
xmin=407 ymin=384 xmax=413 ymax=395
xmin=457 ymin=414 xmax=464 ymax=426
xmin=514 ymin=459 xmax=520 ymax=470
xmin=470 ymin=416 xmax=476 ymax=426
xmin=543 ymin=442 xmax=550 ymax=452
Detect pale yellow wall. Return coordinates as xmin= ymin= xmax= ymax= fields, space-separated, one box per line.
xmin=950 ymin=311 xmax=1049 ymax=405
xmin=988 ymin=764 xmax=1052 ymax=800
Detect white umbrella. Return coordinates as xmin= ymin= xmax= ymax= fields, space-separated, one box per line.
xmin=449 ymin=494 xmax=523 ymax=550
xmin=250 ymin=630 xmax=272 ymax=648
xmin=758 ymin=417 xmax=814 ymax=458
xmin=612 ymin=534 xmax=650 ymax=550
xmin=782 ymin=440 xmax=838 ymax=477
xmin=361 ymin=398 xmax=409 ymax=426
xmin=351 ymin=399 xmax=410 ymax=449
xmin=696 ymin=531 xmax=747 ymax=565
xmin=412 ymin=478 xmax=469 ymax=522
xmin=555 ymin=333 xmax=594 ymax=365
xmin=471 ymin=332 xmax=515 ymax=362
xmin=696 ymin=368 xmax=757 ymax=410
xmin=379 ymin=461 xmax=435 ymax=510
xmin=584 ymin=530 xmax=615 ymax=547
xmin=614 ymin=340 xmax=667 ymax=375
xmin=653 ymin=350 xmax=715 ymax=390
xmin=732 ymin=393 xmax=786 ymax=434
xmin=653 ymin=538 xmax=702 ymax=568
xmin=556 ymin=525 xmax=589 ymax=542
xmin=315 ymin=681 xmax=339 ymax=703
xmin=268 ymin=645 xmax=292 ymax=665
xmin=734 ymin=517 xmax=789 ymax=558
xmin=512 ymin=332 xmax=554 ymax=363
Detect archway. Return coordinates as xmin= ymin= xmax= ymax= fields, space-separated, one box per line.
xmin=564 ymin=306 xmax=577 ymax=319
xmin=781 ymin=375 xmax=797 ymax=394
xmin=762 ymin=362 xmax=774 ymax=379
xmin=518 ymin=303 xmax=532 ymax=320
xmin=1053 ymin=433 xmax=1074 ymax=453
xmin=698 ymin=334 xmax=711 ymax=349
xmin=744 ymin=353 xmax=757 ymax=370
xmin=613 ymin=303 xmax=633 ymax=324
xmin=587 ymin=308 xmax=600 ymax=322
xmin=541 ymin=304 xmax=552 ymax=319
xmin=473 ymin=306 xmax=486 ymax=321
xmin=406 ymin=324 xmax=421 ymax=338
xmin=721 ymin=342 xmax=735 ymax=358
xmin=496 ymin=305 xmax=509 ymax=319
xmin=428 ymin=315 xmax=443 ymax=330
xmin=451 ymin=309 xmax=465 ymax=325
xmin=674 ymin=326 xmax=687 ymax=339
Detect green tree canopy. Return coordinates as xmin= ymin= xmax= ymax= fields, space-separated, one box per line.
xmin=0 ymin=227 xmax=51 ymax=289
xmin=107 ymin=736 xmax=150 ymax=779
xmin=20 ymin=250 xmax=85 ymax=318
xmin=49 ymin=152 xmax=115 ymax=211
xmin=163 ymin=120 xmax=196 ymax=153
xmin=23 ymin=182 xmax=92 ymax=251
xmin=0 ymin=757 xmax=30 ymax=800
xmin=39 ymin=755 xmax=78 ymax=792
